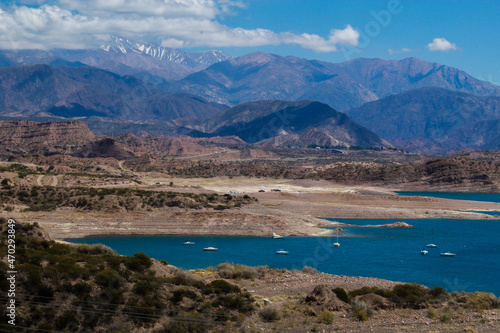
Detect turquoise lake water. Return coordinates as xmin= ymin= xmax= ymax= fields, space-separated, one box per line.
xmin=66 ymin=216 xmax=500 ymax=296
xmin=396 ymin=191 xmax=500 ymax=203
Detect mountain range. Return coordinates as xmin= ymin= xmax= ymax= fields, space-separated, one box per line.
xmin=347 ymin=88 xmax=500 ymax=153
xmin=0 ymin=35 xmax=232 ymax=82
xmin=0 ymin=64 xmax=225 ymax=122
xmin=1 ymin=36 xmax=500 ymax=153
xmin=167 ymin=53 xmax=500 ymax=112
xmin=179 ymin=100 xmax=391 ymax=148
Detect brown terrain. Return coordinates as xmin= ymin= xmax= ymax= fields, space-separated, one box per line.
xmin=1 ymin=120 xmax=500 ymax=240
xmin=1 ymin=121 xmax=500 ymax=332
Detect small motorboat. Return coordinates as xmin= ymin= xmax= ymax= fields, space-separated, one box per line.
xmin=440 ymin=252 xmax=456 ymax=257
xmin=421 ymin=249 xmax=428 ymax=255
xmin=203 ymin=247 xmax=218 ymax=251
xmin=426 ymin=244 xmax=438 ymax=248
xmin=333 ymin=229 xmax=340 ymax=247
xmin=276 ymin=249 xmax=289 ymax=255
xmin=183 ymin=241 xmax=195 ymax=245
xmin=272 ymin=233 xmax=285 ymax=239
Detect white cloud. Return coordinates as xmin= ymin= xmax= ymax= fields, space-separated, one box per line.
xmin=329 ymin=25 xmax=359 ymax=46
xmin=388 ymin=47 xmax=412 ymax=55
xmin=427 ymin=37 xmax=457 ymax=52
xmin=278 ymin=25 xmax=359 ymax=52
xmin=0 ymin=1 xmax=360 ymax=52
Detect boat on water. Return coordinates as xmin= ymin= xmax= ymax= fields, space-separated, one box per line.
xmin=272 ymin=233 xmax=285 ymax=239
xmin=203 ymin=247 xmax=218 ymax=251
xmin=426 ymin=244 xmax=438 ymax=248
xmin=333 ymin=229 xmax=340 ymax=247
xmin=421 ymin=248 xmax=428 ymax=255
xmin=276 ymin=249 xmax=289 ymax=255
xmin=183 ymin=241 xmax=195 ymax=245
xmin=440 ymin=252 xmax=456 ymax=257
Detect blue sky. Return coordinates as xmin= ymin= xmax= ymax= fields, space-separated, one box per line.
xmin=0 ymin=0 xmax=498 ymax=84
xmin=216 ymin=0 xmax=500 ymax=84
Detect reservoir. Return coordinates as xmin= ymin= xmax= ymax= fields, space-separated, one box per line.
xmin=67 ymin=217 xmax=500 ymax=296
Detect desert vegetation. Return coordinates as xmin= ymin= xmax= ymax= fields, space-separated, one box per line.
xmin=0 ymin=184 xmax=256 ymax=213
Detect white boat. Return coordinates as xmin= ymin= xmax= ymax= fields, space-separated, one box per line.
xmin=440 ymin=252 xmax=456 ymax=257
xmin=421 ymin=249 xmax=428 ymax=255
xmin=276 ymin=249 xmax=289 ymax=255
xmin=333 ymin=229 xmax=340 ymax=247
xmin=203 ymin=247 xmax=218 ymax=251
xmin=272 ymin=233 xmax=285 ymax=239
xmin=183 ymin=241 xmax=195 ymax=245
xmin=426 ymin=230 xmax=438 ymax=248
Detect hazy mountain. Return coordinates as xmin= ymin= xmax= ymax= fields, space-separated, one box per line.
xmin=347 ymin=87 xmax=500 ymax=153
xmin=326 ymin=57 xmax=500 ymax=98
xmin=168 ymin=52 xmax=378 ymax=112
xmin=183 ymin=100 xmax=391 ymax=148
xmin=0 ymin=36 xmax=233 ymax=81
xmin=0 ymin=64 xmax=225 ymax=122
xmin=168 ymin=53 xmax=500 ymax=112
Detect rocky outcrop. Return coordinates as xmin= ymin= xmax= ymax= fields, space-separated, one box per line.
xmin=0 ymin=120 xmax=95 ymax=149
xmin=318 ymin=156 xmax=500 ymax=192
xmin=305 ymin=285 xmax=350 ymax=311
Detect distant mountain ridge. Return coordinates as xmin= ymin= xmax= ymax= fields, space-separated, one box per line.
xmin=167 ymin=53 xmax=500 ymax=112
xmin=0 ymin=64 xmax=225 ymax=122
xmin=181 ymin=100 xmax=392 ymax=148
xmin=101 ymin=35 xmax=232 ymax=66
xmin=347 ymin=87 xmax=500 ymax=153
xmin=2 ymin=43 xmax=500 ymax=154
xmin=0 ymin=36 xmax=232 ymax=81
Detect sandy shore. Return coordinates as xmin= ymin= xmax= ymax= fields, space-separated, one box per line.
xmin=4 ymin=177 xmax=499 ymax=240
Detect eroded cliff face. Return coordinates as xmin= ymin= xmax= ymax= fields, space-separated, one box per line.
xmin=0 ymin=120 xmax=95 ymax=149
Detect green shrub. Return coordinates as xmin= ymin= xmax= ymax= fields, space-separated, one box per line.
xmin=166 ymin=270 xmax=203 ymax=287
xmin=94 ymin=269 xmax=125 ymax=289
xmin=171 ymin=288 xmax=199 ymax=304
xmin=302 ymin=266 xmax=318 ymax=274
xmin=429 ymin=286 xmax=448 ymax=299
xmin=133 ymin=280 xmax=154 ymax=295
xmin=392 ymin=283 xmax=428 ymax=306
xmin=351 ymin=299 xmax=373 ymax=322
xmin=163 ymin=312 xmax=209 ymax=333
xmin=47 ymin=242 xmax=71 ymax=255
xmin=259 ymin=305 xmax=281 ymax=322
xmin=457 ymin=291 xmax=498 ymax=311
xmin=318 ymin=310 xmax=334 ymax=324
xmin=125 ymin=252 xmax=152 ymax=271
xmin=55 ymin=312 xmax=79 ymax=331
xmin=74 ymin=243 xmax=116 ymax=255
xmin=333 ymin=287 xmax=349 ymax=303
xmin=73 ymin=282 xmax=92 ymax=296
xmin=205 ymin=279 xmax=240 ymax=294
xmin=37 ymin=323 xmax=54 ymax=331
xmin=440 ymin=312 xmax=451 ymax=323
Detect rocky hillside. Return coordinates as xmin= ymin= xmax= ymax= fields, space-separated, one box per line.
xmin=0 ymin=120 xmax=95 ymax=153
xmin=328 ymin=57 xmax=500 ymax=98
xmin=347 ymin=87 xmax=500 ymax=153
xmin=0 ymin=64 xmax=225 ymax=121
xmin=318 ymin=156 xmax=500 ymax=192
xmin=0 ymin=120 xmax=217 ymax=158
xmin=168 ymin=54 xmax=500 ymax=112
xmin=168 ymin=52 xmax=378 ymax=111
xmin=181 ymin=100 xmax=392 ymax=148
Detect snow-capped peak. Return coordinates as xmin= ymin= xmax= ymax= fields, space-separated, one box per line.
xmin=100 ymin=35 xmax=232 ymax=67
